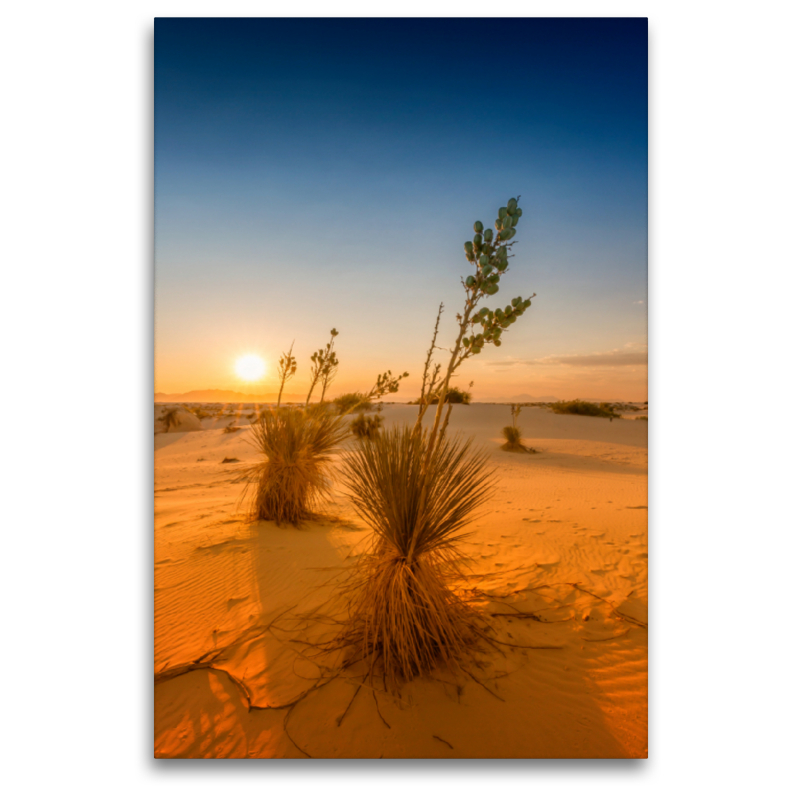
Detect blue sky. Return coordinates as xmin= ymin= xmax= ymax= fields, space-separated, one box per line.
xmin=155 ymin=18 xmax=647 ymax=400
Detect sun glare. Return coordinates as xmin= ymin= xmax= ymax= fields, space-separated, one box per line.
xmin=235 ymin=354 xmax=266 ymax=382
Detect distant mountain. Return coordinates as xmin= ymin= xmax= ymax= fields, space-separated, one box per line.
xmin=511 ymin=394 xmax=560 ymax=403
xmin=154 ymin=389 xmax=305 ymax=403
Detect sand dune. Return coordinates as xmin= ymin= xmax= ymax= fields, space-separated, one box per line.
xmin=154 ymin=404 xmax=647 ymax=758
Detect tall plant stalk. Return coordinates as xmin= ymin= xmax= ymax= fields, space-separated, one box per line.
xmin=276 ymin=341 xmax=297 ymax=408
xmin=305 ymin=328 xmax=339 ymax=406
xmin=416 ymin=196 xmax=536 ymax=466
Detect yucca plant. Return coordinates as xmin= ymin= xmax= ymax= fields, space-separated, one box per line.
xmin=501 ymin=404 xmax=534 ymax=453
xmin=350 ymin=412 xmax=383 ymax=440
xmin=306 ymin=328 xmax=339 ymax=406
xmin=242 ymin=406 xmax=349 ymax=527
xmin=339 ymin=197 xmax=535 ymax=686
xmin=276 ymin=342 xmax=297 ymax=408
xmin=339 ymin=426 xmax=494 ymax=685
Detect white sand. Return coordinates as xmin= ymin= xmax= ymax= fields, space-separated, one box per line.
xmin=154 ymin=404 xmax=647 ymax=758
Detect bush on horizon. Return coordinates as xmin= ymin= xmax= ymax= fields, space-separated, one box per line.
xmin=550 ymin=399 xmax=620 ymax=419
xmin=417 ymin=386 xmax=472 ymax=405
xmin=332 ymin=392 xmax=374 ymax=415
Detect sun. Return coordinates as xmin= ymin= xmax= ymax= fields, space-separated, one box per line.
xmin=235 ymin=354 xmax=266 ymax=382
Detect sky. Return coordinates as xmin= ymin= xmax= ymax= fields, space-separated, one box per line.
xmin=155 ymin=18 xmax=647 ymax=401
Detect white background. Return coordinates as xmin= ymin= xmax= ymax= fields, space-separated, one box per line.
xmin=2 ymin=1 xmax=798 ymax=797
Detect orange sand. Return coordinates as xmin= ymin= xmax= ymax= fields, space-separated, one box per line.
xmin=154 ymin=404 xmax=647 ymax=758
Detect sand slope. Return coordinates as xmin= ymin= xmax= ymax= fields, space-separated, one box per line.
xmin=154 ymin=405 xmax=647 ymax=758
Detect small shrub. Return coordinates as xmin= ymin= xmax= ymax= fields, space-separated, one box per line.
xmin=550 ymin=399 xmax=620 ymax=419
xmin=501 ymin=404 xmax=535 ymax=453
xmin=417 ymin=386 xmax=472 ymax=405
xmin=160 ymin=408 xmax=180 ymax=431
xmin=502 ymin=425 xmax=522 ymax=447
xmin=242 ymin=406 xmax=349 ymax=527
xmin=441 ymin=386 xmax=472 ymax=404
xmin=223 ymin=424 xmax=241 ymax=434
xmin=350 ymin=412 xmax=383 ymax=439
xmin=339 ymin=426 xmax=495 ymax=687
xmin=332 ymin=392 xmax=373 ymax=414
xmin=635 ymin=415 xmax=648 ymax=421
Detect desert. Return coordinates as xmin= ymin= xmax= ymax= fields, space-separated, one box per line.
xmin=154 ymin=401 xmax=647 ymax=758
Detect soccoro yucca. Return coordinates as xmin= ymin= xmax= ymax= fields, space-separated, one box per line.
xmin=501 ymin=404 xmax=535 ymax=453
xmin=242 ymin=406 xmax=349 ymax=527
xmin=338 ymin=425 xmax=494 ymax=686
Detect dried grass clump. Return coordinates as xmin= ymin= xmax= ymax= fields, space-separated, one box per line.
xmin=550 ymin=399 xmax=619 ymax=418
xmin=350 ymin=412 xmax=383 ymax=440
xmin=501 ymin=425 xmax=525 ymax=451
xmin=500 ymin=405 xmax=535 ymax=453
xmin=160 ymin=408 xmax=180 ymax=431
xmin=242 ymin=407 xmax=349 ymax=527
xmin=337 ymin=425 xmax=494 ymax=686
xmin=332 ymin=392 xmax=373 ymax=415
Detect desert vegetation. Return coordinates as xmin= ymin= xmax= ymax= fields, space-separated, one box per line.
xmin=501 ymin=404 xmax=535 ymax=453
xmin=350 ymin=412 xmax=383 ymax=440
xmin=337 ymin=197 xmax=535 ymax=686
xmin=305 ymin=329 xmax=340 ymax=406
xmin=416 ymin=385 xmax=473 ymax=405
xmin=242 ymin=406 xmax=350 ymax=526
xmin=160 ymin=407 xmax=181 ymax=431
xmin=243 ymin=368 xmax=408 ymax=527
xmin=550 ymin=399 xmax=620 ymax=419
xmin=276 ymin=343 xmax=297 ymax=408
xmin=332 ymin=392 xmax=374 ymax=415
xmin=338 ymin=426 xmax=494 ymax=685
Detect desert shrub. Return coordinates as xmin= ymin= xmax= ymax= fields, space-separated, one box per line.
xmin=338 ymin=425 xmax=494 ymax=687
xmin=332 ymin=392 xmax=373 ymax=414
xmin=502 ymin=425 xmax=522 ymax=447
xmin=242 ymin=407 xmax=349 ymax=527
xmin=160 ymin=408 xmax=180 ymax=430
xmin=330 ymin=196 xmax=534 ymax=686
xmin=635 ymin=415 xmax=649 ymax=421
xmin=417 ymin=386 xmax=472 ymax=405
xmin=550 ymin=400 xmax=620 ymax=419
xmin=223 ymin=424 xmax=241 ymax=434
xmin=350 ymin=412 xmax=383 ymax=440
xmin=500 ymin=404 xmax=535 ymax=453
xmin=441 ymin=386 xmax=472 ymax=404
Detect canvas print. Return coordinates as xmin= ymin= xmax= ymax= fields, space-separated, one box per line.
xmin=154 ymin=17 xmax=648 ymax=758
